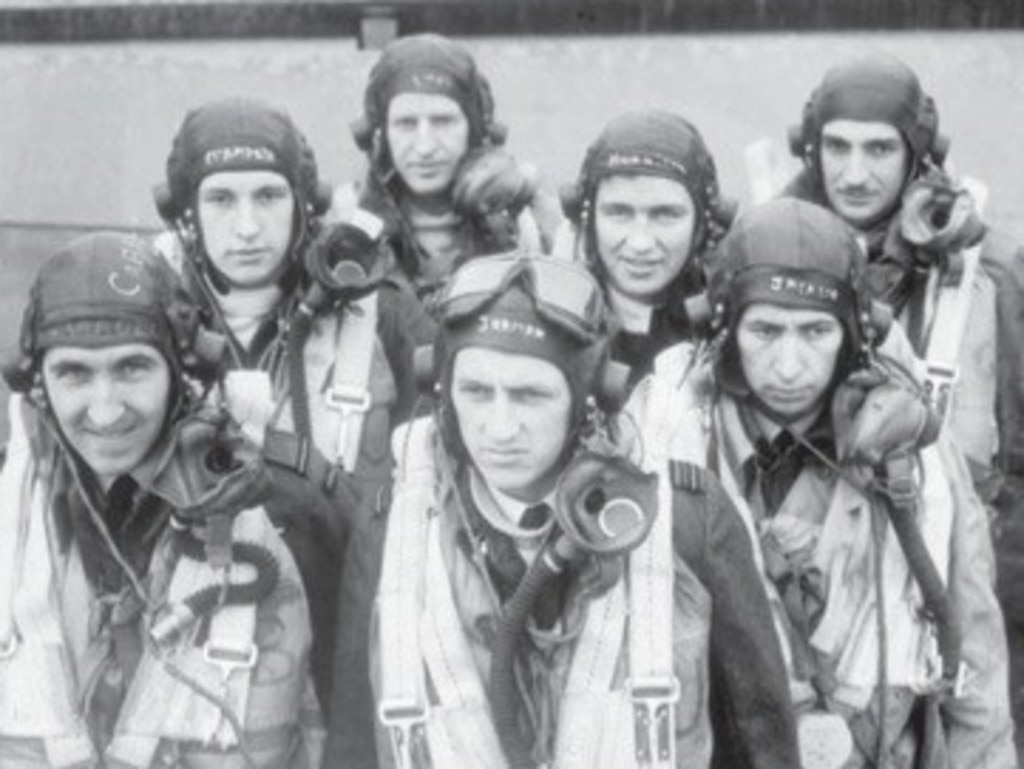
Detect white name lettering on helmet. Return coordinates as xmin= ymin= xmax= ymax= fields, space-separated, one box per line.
xmin=477 ymin=315 xmax=546 ymax=340
xmin=768 ymin=275 xmax=839 ymax=303
xmin=204 ymin=146 xmax=277 ymax=168
xmin=603 ymin=151 xmax=689 ymax=180
xmin=409 ymin=71 xmax=458 ymax=93
xmin=107 ymin=235 xmax=148 ymax=297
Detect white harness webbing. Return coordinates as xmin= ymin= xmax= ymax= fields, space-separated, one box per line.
xmin=420 ymin=516 xmax=508 ymax=767
xmin=320 ymin=292 xmax=380 ymax=473
xmin=377 ymin=418 xmax=680 ymax=768
xmin=919 ymin=179 xmax=988 ymax=424
xmin=0 ymin=397 xmax=266 ymax=767
xmin=376 ymin=418 xmax=443 ymax=768
xmin=627 ymin=357 xmax=686 ymax=769
xmin=0 ymin=394 xmax=33 ymax=654
xmin=107 ymin=517 xmax=263 ymax=767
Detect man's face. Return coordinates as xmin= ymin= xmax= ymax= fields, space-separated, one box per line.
xmin=820 ymin=120 xmax=909 ymax=230
xmin=736 ymin=303 xmax=845 ymax=422
xmin=386 ymin=92 xmax=470 ymax=201
xmin=451 ymin=347 xmax=573 ymax=503
xmin=197 ymin=170 xmax=296 ymax=290
xmin=594 ymin=175 xmax=696 ymax=303
xmin=43 ymin=343 xmax=172 ymax=491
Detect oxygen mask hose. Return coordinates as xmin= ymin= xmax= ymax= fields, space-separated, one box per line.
xmin=488 ymin=451 xmax=657 ymax=769
xmin=880 ymin=451 xmax=961 ymax=687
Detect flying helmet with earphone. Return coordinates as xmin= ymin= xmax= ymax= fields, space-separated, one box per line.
xmin=351 ymin=34 xmax=507 ymax=170
xmin=153 ymin=97 xmax=332 ymax=289
xmin=561 ymin=110 xmax=737 ymax=267
xmin=413 ymin=250 xmax=630 ymax=460
xmin=789 ymin=55 xmax=950 ymax=181
xmin=687 ymin=199 xmax=893 ymax=399
xmin=3 ymin=231 xmax=225 ymax=396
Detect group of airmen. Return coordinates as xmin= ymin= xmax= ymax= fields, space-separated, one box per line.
xmin=0 ymin=31 xmax=1022 ymax=769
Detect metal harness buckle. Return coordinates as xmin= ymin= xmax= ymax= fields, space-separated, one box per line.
xmin=202 ymin=641 xmax=259 ymax=681
xmin=326 ymin=384 xmax=372 ymax=470
xmin=924 ymin=364 xmax=958 ymax=420
xmin=378 ymin=700 xmax=431 ymax=769
xmin=630 ymin=676 xmax=680 ymax=765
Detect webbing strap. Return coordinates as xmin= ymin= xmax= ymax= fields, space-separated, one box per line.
xmin=553 ymin=579 xmax=628 ymax=767
xmin=376 ymin=419 xmax=435 ymax=769
xmin=627 ymin=469 xmax=678 ymax=769
xmin=921 ymin=179 xmax=988 ymax=423
xmin=0 ymin=394 xmax=33 ymax=651
xmin=112 ymin=516 xmax=266 ymax=758
xmin=420 ymin=517 xmax=507 ymax=767
xmin=627 ymin=348 xmax=714 ymax=769
xmin=322 ymin=293 xmax=379 ymax=473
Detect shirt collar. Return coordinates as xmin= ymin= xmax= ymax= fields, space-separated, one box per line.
xmin=717 ymin=396 xmax=836 ymax=492
xmin=469 ymin=470 xmax=556 ymax=548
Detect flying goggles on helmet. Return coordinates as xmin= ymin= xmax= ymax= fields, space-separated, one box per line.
xmin=435 ymin=250 xmax=606 ymax=343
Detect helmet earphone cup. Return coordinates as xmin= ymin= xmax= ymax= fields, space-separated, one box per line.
xmin=559 ymin=182 xmax=585 ymax=224
xmin=311 ymin=180 xmax=334 ymax=217
xmin=350 ymin=116 xmax=374 ymax=153
xmin=153 ymin=182 xmax=180 ymax=223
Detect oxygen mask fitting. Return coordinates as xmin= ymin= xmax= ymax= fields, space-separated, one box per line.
xmin=300 ymin=209 xmax=385 ymax=315
xmin=132 ymin=404 xmax=269 ymax=568
xmin=549 ymin=449 xmax=658 ymax=567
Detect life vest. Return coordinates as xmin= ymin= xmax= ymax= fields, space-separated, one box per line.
xmin=0 ymin=395 xmax=322 ymax=769
xmin=375 ymin=417 xmax=712 ymax=769
xmin=634 ymin=344 xmax=955 ymax=709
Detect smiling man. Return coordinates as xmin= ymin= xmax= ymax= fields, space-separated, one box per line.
xmin=329 ymin=250 xmax=802 ymax=769
xmin=630 ymin=199 xmax=1016 ymax=768
xmin=155 ymin=97 xmax=416 ymax=712
xmin=0 ymin=232 xmax=320 ymax=767
xmin=559 ymin=111 xmax=735 ymax=387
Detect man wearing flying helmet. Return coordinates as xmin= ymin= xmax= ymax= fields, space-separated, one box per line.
xmin=349 ymin=33 xmax=561 ymax=343
xmin=329 ymin=250 xmax=802 ymax=768
xmin=783 ymin=55 xmax=1024 ymax=509
xmin=630 ymin=199 xmax=1015 ymax=768
xmin=154 ymin=97 xmax=416 ymax=711
xmin=783 ymin=55 xmax=1024 ymax=744
xmin=557 ymin=110 xmax=735 ymax=387
xmin=0 ymin=233 xmax=321 ymax=767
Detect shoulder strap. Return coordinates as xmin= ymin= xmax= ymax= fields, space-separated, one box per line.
xmin=626 ymin=457 xmax=678 ymax=768
xmin=623 ymin=345 xmax=710 ymax=769
xmin=377 ymin=419 xmax=510 ymax=768
xmin=922 ymin=178 xmax=988 ymax=422
xmin=325 ymin=292 xmax=380 ymax=473
xmin=376 ymin=418 xmax=437 ymax=768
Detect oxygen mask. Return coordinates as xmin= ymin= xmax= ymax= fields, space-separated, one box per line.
xmin=551 ymin=449 xmax=657 ymax=563
xmin=301 ymin=209 xmax=385 ymax=313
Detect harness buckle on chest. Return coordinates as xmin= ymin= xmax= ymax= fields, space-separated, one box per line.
xmin=629 ymin=676 xmax=679 ymax=765
xmin=326 ymin=384 xmax=372 ymax=472
xmin=379 ymin=700 xmax=430 ymax=769
xmin=203 ymin=639 xmax=258 ymax=682
xmin=924 ymin=364 xmax=958 ymax=420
